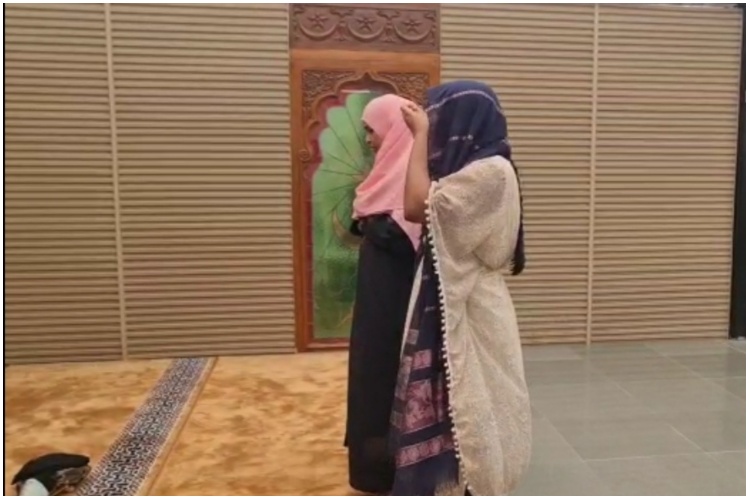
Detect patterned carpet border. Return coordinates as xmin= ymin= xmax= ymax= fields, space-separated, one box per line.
xmin=77 ymin=358 xmax=211 ymax=496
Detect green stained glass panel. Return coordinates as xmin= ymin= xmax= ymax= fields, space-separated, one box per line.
xmin=311 ymin=91 xmax=378 ymax=340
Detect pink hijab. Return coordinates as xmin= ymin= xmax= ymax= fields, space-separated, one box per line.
xmin=353 ymin=94 xmax=422 ymax=249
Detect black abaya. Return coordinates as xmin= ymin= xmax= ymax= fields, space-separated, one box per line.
xmin=345 ymin=214 xmax=416 ymax=494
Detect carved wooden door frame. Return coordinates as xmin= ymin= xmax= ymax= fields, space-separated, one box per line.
xmin=291 ymin=49 xmax=440 ymax=351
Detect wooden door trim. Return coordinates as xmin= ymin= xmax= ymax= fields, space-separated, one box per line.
xmin=291 ymin=49 xmax=439 ymax=352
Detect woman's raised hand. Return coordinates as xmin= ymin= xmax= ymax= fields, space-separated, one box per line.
xmin=400 ymin=102 xmax=429 ymax=136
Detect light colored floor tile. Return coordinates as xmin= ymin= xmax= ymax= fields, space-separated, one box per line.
xmin=529 ymin=417 xmax=583 ymax=466
xmin=729 ymin=340 xmax=746 ymax=353
xmin=573 ymin=342 xmax=654 ymax=358
xmin=619 ymin=377 xmax=746 ymax=414
xmin=588 ymin=352 xmax=698 ymax=382
xmin=529 ymin=381 xmax=655 ymax=423
xmin=522 ymin=344 xmax=584 ymax=362
xmin=660 ymin=409 xmax=746 ymax=452
xmin=708 ymin=376 xmax=746 ymax=400
xmin=669 ymin=352 xmax=747 ymax=378
xmin=552 ymin=414 xmax=701 ymax=460
xmin=709 ymin=451 xmax=746 ymax=480
xmin=530 ymin=404 xmax=543 ymax=419
xmin=513 ymin=461 xmax=611 ymax=496
xmin=588 ymin=453 xmax=746 ymax=496
xmin=523 ymin=359 xmax=607 ymax=387
xmin=647 ymin=339 xmax=737 ymax=356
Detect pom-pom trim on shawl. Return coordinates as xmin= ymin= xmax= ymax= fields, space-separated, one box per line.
xmin=425 ymin=181 xmax=473 ymax=496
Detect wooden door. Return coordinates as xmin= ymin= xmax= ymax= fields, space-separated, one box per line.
xmin=289 ymin=4 xmax=440 ymax=351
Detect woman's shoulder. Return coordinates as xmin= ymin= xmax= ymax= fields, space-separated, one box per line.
xmin=466 ymin=155 xmax=513 ymax=175
xmin=444 ymin=155 xmax=513 ymax=189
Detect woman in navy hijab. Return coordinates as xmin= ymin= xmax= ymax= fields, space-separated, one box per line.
xmin=390 ymin=81 xmax=531 ymax=496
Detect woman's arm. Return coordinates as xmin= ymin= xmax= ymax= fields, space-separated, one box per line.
xmin=403 ymin=130 xmax=430 ymax=223
xmin=401 ymin=103 xmax=431 ymax=224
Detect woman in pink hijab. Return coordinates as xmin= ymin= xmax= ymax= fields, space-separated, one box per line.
xmin=345 ymin=94 xmax=422 ymax=494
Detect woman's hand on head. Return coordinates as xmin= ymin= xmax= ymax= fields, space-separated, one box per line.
xmin=402 ymin=103 xmax=430 ymax=224
xmin=401 ymin=102 xmax=429 ymax=136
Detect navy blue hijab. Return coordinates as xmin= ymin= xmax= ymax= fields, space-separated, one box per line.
xmin=425 ymin=81 xmax=526 ymax=275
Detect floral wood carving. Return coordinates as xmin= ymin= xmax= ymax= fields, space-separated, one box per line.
xmin=298 ymin=69 xmax=431 ymax=164
xmin=378 ymin=71 xmax=430 ymax=107
xmin=290 ymin=4 xmax=439 ymax=53
xmin=301 ymin=70 xmax=357 ymax=124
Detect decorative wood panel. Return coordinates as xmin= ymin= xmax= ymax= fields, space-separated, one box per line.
xmin=290 ymin=3 xmax=439 ymax=53
xmin=291 ymin=49 xmax=440 ymax=351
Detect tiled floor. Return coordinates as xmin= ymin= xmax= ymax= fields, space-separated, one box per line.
xmin=5 ymin=339 xmax=745 ymax=495
xmin=515 ymin=339 xmax=746 ymax=496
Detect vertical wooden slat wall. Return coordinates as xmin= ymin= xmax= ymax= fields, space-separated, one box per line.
xmin=440 ymin=4 xmax=597 ymax=343
xmin=5 ymin=4 xmax=124 ymax=363
xmin=441 ymin=3 xmax=742 ymax=344
xmin=3 ymin=4 xmax=743 ymax=363
xmin=592 ymin=5 xmax=742 ymax=341
xmin=110 ymin=4 xmax=294 ymax=358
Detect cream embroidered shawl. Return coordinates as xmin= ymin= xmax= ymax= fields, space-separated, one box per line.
xmin=403 ymin=155 xmax=532 ymax=495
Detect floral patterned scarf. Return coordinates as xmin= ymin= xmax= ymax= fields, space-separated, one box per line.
xmin=389 ymin=242 xmax=461 ymax=496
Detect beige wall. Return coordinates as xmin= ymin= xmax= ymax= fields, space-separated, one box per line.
xmin=441 ymin=3 xmax=742 ymax=344
xmin=5 ymin=4 xmax=293 ymax=363
xmin=4 ymin=4 xmax=743 ymax=363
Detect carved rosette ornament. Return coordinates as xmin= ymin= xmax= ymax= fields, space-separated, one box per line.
xmin=291 ymin=4 xmax=439 ymax=52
